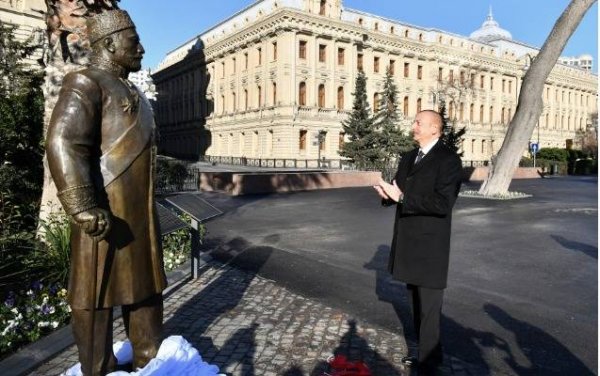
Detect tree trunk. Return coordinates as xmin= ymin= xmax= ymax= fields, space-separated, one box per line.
xmin=39 ymin=1 xmax=120 ymax=228
xmin=479 ymin=0 xmax=596 ymax=196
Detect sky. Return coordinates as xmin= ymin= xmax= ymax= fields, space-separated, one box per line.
xmin=120 ymin=0 xmax=598 ymax=73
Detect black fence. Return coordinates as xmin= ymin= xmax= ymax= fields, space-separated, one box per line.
xmin=203 ymin=155 xmax=343 ymax=169
xmin=155 ymin=162 xmax=200 ymax=195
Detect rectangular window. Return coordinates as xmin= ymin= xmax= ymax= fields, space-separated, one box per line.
xmin=299 ymin=130 xmax=307 ymax=151
xmin=357 ymin=53 xmax=363 ymax=71
xmin=480 ymin=75 xmax=485 ymax=89
xmin=374 ymin=56 xmax=380 ymax=73
xmin=438 ymin=67 xmax=443 ymax=81
xmin=299 ymin=41 xmax=307 ymax=59
xmin=319 ymin=132 xmax=326 ymax=151
xmin=389 ymin=60 xmax=395 ymax=75
xmin=460 ymin=71 xmax=465 ymax=84
xmin=404 ymin=62 xmax=409 ymax=78
xmin=221 ymin=61 xmax=225 ymax=78
xmin=244 ymin=52 xmax=248 ymax=70
xmin=257 ymin=47 xmax=262 ymax=65
xmin=502 ymin=79 xmax=506 ymax=92
xmin=232 ymin=57 xmax=236 ymax=73
xmin=508 ymin=80 xmax=512 ymax=93
xmin=448 ymin=69 xmax=454 ymax=83
xmin=272 ymin=42 xmax=277 ymax=61
xmin=338 ymin=48 xmax=345 ymax=65
xmin=470 ymin=73 xmax=475 ymax=86
xmin=490 ymin=77 xmax=494 ymax=90
xmin=319 ymin=44 xmax=326 ymax=63
xmin=417 ymin=65 xmax=423 ymax=80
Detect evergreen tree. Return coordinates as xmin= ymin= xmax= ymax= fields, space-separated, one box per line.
xmin=373 ymin=68 xmax=414 ymax=173
xmin=339 ymin=71 xmax=380 ymax=170
xmin=439 ymin=100 xmax=466 ymax=157
xmin=0 ymin=22 xmax=45 ymax=231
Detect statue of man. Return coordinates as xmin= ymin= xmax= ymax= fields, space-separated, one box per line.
xmin=46 ymin=10 xmax=167 ymax=376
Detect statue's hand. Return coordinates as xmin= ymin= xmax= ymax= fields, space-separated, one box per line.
xmin=72 ymin=208 xmax=112 ymax=240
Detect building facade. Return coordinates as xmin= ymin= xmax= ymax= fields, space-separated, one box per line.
xmin=153 ymin=0 xmax=598 ymax=163
xmin=0 ymin=0 xmax=46 ymax=67
xmin=129 ymin=69 xmax=158 ymax=100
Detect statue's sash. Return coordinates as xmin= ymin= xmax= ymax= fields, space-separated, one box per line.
xmin=100 ymin=90 xmax=155 ymax=187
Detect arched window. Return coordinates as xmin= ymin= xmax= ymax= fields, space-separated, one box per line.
xmin=337 ymin=86 xmax=344 ymax=109
xmin=299 ymin=82 xmax=306 ymax=106
xmin=403 ymin=96 xmax=409 ymax=115
xmin=479 ymin=105 xmax=484 ymax=123
xmin=469 ymin=104 xmax=474 ymax=121
xmin=320 ymin=0 xmax=326 ymax=16
xmin=501 ymin=107 xmax=505 ymax=124
xmin=272 ymin=82 xmax=277 ymax=105
xmin=318 ymin=84 xmax=325 ymax=108
xmin=489 ymin=105 xmax=494 ymax=123
xmin=373 ymin=93 xmax=380 ymax=112
xmin=404 ymin=29 xmax=409 ymax=38
xmin=257 ymin=85 xmax=262 ymax=107
xmin=390 ymin=26 xmax=395 ymax=34
xmin=244 ymin=89 xmax=248 ymax=110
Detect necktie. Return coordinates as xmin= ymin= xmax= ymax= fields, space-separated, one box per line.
xmin=414 ymin=150 xmax=425 ymax=164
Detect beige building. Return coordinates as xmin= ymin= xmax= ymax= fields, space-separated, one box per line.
xmin=153 ymin=0 xmax=598 ymax=165
xmin=0 ymin=0 xmax=46 ymax=67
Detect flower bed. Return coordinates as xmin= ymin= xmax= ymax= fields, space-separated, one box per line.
xmin=0 ymin=282 xmax=70 ymax=357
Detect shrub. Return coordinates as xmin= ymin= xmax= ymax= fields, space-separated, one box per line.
xmin=536 ymin=147 xmax=568 ymax=162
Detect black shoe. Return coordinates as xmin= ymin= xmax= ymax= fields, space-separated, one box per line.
xmin=401 ymin=356 xmax=418 ymax=367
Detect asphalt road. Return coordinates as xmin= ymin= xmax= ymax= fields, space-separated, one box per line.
xmin=199 ymin=176 xmax=598 ymax=375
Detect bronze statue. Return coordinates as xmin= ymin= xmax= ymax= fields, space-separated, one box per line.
xmin=45 ymin=10 xmax=166 ymax=376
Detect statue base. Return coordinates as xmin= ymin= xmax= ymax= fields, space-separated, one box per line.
xmin=61 ymin=336 xmax=225 ymax=376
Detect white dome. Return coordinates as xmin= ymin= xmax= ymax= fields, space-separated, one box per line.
xmin=470 ymin=7 xmax=512 ymax=42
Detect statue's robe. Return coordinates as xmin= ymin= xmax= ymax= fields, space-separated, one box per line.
xmin=46 ymin=67 xmax=167 ymax=310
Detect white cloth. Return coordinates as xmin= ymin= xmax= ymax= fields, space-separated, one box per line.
xmin=62 ymin=336 xmax=225 ymax=376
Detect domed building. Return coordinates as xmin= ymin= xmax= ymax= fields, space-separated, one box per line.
xmin=153 ymin=0 xmax=597 ymax=164
xmin=470 ymin=7 xmax=513 ymax=43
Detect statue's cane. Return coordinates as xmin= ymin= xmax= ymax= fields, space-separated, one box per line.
xmin=87 ymin=235 xmax=99 ymax=376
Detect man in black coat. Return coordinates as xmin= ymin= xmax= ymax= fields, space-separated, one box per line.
xmin=374 ymin=110 xmax=462 ymax=374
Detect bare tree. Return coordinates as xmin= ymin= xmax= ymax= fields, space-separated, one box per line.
xmin=479 ymin=0 xmax=596 ymax=195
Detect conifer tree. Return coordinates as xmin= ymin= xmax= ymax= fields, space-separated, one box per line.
xmin=373 ymin=68 xmax=414 ymax=172
xmin=439 ymin=100 xmax=466 ymax=157
xmin=339 ymin=71 xmax=380 ymax=170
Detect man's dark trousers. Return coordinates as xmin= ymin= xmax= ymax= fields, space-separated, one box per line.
xmin=407 ymin=284 xmax=444 ymax=372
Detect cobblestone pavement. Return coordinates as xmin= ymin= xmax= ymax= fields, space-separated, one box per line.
xmin=28 ymin=261 xmax=478 ymax=376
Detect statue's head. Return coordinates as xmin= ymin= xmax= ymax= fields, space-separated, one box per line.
xmin=87 ymin=10 xmax=144 ymax=73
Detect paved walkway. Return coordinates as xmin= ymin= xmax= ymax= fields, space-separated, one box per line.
xmin=25 ymin=259 xmax=476 ymax=376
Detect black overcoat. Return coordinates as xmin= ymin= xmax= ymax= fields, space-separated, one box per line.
xmin=386 ymin=141 xmax=462 ymax=289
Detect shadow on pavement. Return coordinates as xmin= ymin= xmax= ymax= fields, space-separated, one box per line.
xmin=364 ymin=245 xmax=416 ymax=351
xmin=163 ymin=238 xmax=272 ymax=376
xmin=551 ymin=235 xmax=598 ymax=259
xmin=306 ymin=320 xmax=404 ymax=376
xmin=483 ymin=303 xmax=594 ymax=375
